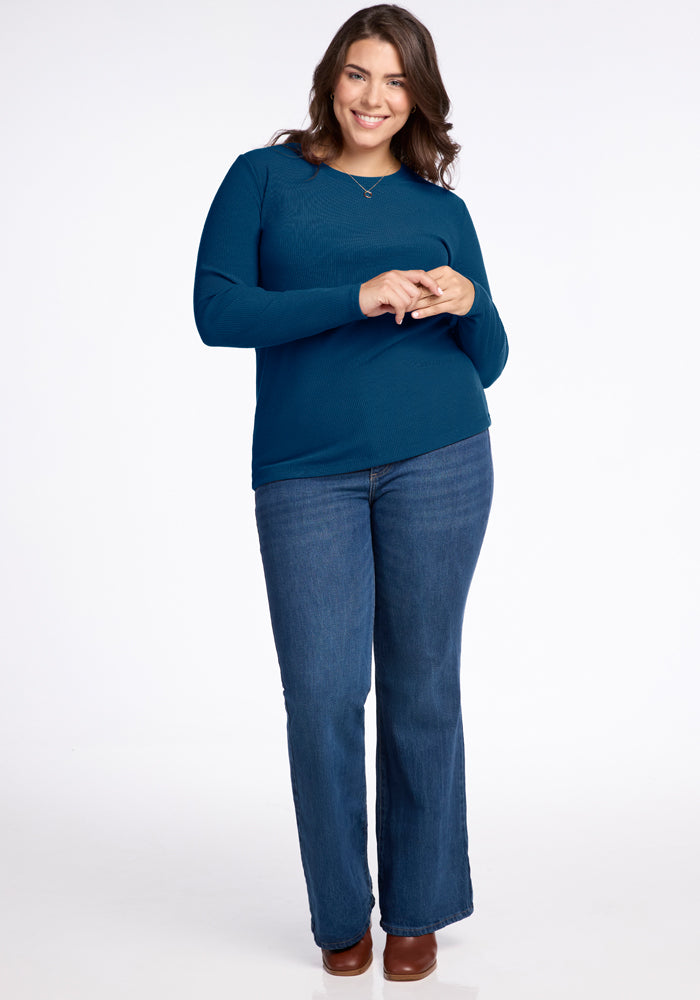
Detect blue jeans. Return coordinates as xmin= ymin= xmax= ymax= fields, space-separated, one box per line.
xmin=254 ymin=431 xmax=494 ymax=950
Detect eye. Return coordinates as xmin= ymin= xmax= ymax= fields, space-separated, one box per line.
xmin=388 ymin=79 xmax=405 ymax=87
xmin=347 ymin=71 xmax=364 ymax=81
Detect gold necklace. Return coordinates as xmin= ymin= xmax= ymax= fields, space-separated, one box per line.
xmin=333 ymin=164 xmax=391 ymax=199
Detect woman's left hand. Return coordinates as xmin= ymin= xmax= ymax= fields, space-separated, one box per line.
xmin=410 ymin=266 xmax=475 ymax=319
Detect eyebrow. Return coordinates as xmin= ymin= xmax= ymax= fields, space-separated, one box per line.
xmin=344 ymin=63 xmax=406 ymax=78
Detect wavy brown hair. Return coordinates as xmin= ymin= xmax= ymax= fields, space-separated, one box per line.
xmin=269 ymin=4 xmax=460 ymax=189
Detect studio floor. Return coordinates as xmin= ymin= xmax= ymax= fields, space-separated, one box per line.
xmin=1 ymin=743 xmax=697 ymax=1000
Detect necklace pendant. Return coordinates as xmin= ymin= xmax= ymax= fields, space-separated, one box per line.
xmin=364 ymin=190 xmax=372 ymax=199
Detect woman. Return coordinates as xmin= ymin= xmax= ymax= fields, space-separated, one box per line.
xmin=194 ymin=4 xmax=508 ymax=982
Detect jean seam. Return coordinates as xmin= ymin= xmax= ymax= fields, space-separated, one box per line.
xmin=459 ymin=717 xmax=471 ymax=895
xmin=285 ymin=724 xmax=316 ymax=935
xmin=376 ymin=701 xmax=387 ymax=900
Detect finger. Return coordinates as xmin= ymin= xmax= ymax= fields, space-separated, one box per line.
xmin=390 ymin=284 xmax=421 ymax=320
xmin=398 ymin=277 xmax=426 ymax=305
xmin=413 ymin=287 xmax=456 ymax=311
xmin=413 ymin=290 xmax=443 ymax=308
xmin=379 ymin=286 xmax=413 ymax=317
xmin=401 ymin=270 xmax=444 ymax=297
xmin=411 ymin=300 xmax=453 ymax=320
xmin=424 ymin=266 xmax=450 ymax=283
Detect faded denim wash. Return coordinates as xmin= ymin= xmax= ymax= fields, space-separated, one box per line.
xmin=254 ymin=431 xmax=494 ymax=949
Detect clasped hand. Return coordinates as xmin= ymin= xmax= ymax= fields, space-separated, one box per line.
xmin=358 ymin=267 xmax=475 ymax=325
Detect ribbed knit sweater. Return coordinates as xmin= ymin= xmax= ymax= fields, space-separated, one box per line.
xmin=193 ymin=144 xmax=508 ymax=489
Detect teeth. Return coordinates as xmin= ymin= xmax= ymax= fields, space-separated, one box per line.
xmin=356 ymin=113 xmax=385 ymax=123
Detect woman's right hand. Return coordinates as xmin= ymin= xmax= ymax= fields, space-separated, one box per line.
xmin=359 ymin=270 xmax=443 ymax=325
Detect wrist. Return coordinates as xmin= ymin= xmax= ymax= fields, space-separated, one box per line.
xmin=460 ymin=278 xmax=476 ymax=316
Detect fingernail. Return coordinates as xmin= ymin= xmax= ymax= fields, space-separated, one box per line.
xmin=412 ymin=311 xmax=420 ymax=318
xmin=437 ymin=287 xmax=444 ymax=295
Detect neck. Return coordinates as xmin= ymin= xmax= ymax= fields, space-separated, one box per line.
xmin=330 ymin=148 xmax=401 ymax=177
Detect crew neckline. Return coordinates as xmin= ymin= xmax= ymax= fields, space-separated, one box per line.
xmin=321 ymin=161 xmax=407 ymax=183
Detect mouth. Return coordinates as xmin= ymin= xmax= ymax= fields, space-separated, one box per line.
xmin=351 ymin=110 xmax=389 ymax=128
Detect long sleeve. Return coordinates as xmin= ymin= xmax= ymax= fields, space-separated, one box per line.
xmin=193 ymin=155 xmax=365 ymax=349
xmin=193 ymin=145 xmax=507 ymax=489
xmin=451 ymin=202 xmax=509 ymax=388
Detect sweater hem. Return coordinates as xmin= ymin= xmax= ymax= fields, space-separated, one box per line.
xmin=251 ymin=420 xmax=492 ymax=490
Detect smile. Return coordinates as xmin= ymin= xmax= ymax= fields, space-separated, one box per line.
xmin=352 ymin=111 xmax=388 ymax=127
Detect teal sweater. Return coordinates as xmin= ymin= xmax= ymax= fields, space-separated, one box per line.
xmin=194 ymin=144 xmax=508 ymax=489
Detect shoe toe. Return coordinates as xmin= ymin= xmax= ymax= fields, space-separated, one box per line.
xmin=383 ymin=932 xmax=437 ymax=981
xmin=322 ymin=928 xmax=373 ymax=976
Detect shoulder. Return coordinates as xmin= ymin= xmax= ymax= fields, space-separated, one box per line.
xmin=401 ymin=167 xmax=468 ymax=215
xmin=240 ymin=142 xmax=304 ymax=166
xmin=210 ymin=143 xmax=314 ymax=204
xmin=237 ymin=143 xmax=317 ymax=183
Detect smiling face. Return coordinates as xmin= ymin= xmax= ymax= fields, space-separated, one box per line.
xmin=332 ymin=37 xmax=413 ymax=168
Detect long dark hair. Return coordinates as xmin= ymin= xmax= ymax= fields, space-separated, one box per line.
xmin=270 ymin=4 xmax=460 ymax=189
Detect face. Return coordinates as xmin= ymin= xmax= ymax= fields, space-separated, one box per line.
xmin=332 ymin=37 xmax=413 ymax=160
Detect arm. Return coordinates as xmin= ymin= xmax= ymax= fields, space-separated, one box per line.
xmin=411 ymin=201 xmax=509 ymax=388
xmin=451 ymin=202 xmax=509 ymax=388
xmin=193 ymin=155 xmax=365 ymax=349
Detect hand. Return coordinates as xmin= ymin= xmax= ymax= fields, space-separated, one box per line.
xmin=410 ymin=266 xmax=475 ymax=319
xmin=359 ymin=270 xmax=444 ymax=325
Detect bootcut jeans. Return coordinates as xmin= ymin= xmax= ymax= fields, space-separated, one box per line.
xmin=254 ymin=430 xmax=494 ymax=950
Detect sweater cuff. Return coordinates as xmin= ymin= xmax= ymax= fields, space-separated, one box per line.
xmin=311 ymin=282 xmax=365 ymax=329
xmin=464 ymin=279 xmax=486 ymax=317
xmin=346 ymin=282 xmax=366 ymax=322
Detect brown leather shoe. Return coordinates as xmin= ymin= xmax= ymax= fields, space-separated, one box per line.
xmin=383 ymin=932 xmax=437 ymax=981
xmin=322 ymin=928 xmax=373 ymax=976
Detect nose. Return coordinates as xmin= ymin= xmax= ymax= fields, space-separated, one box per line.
xmin=361 ymin=78 xmax=383 ymax=108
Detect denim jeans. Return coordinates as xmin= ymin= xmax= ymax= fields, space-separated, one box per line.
xmin=254 ymin=431 xmax=494 ymax=950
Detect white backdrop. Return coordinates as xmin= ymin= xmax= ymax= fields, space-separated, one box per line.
xmin=1 ymin=1 xmax=698 ymax=997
